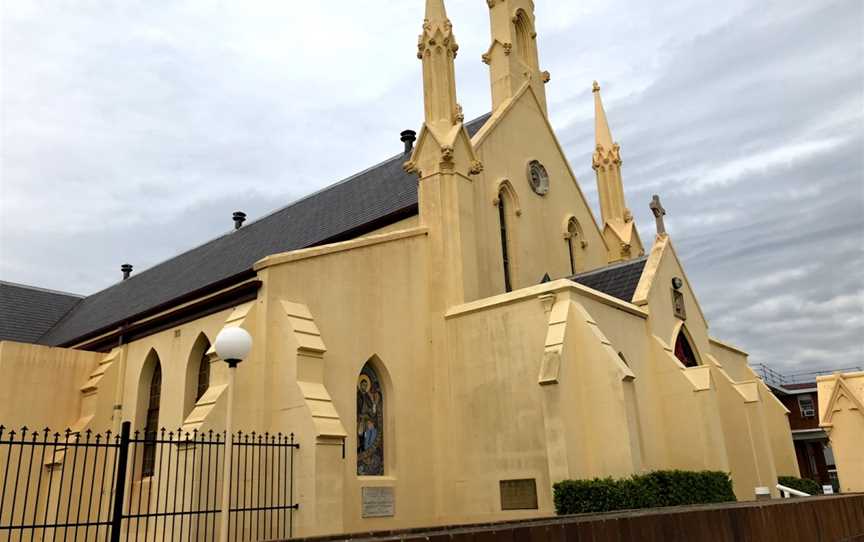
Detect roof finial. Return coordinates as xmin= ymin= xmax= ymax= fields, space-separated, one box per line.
xmin=592 ymin=80 xmax=600 ymax=93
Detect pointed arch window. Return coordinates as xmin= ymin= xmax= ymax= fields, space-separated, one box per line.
xmin=566 ymin=217 xmax=585 ymax=275
xmin=196 ymin=350 xmax=210 ymax=402
xmin=498 ymin=191 xmax=514 ymax=292
xmin=185 ymin=334 xmax=212 ymax=419
xmin=357 ymin=363 xmax=384 ymax=476
xmin=142 ymin=362 xmax=162 ymax=477
xmin=674 ymin=330 xmax=699 ymax=368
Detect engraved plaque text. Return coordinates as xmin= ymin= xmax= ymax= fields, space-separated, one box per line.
xmin=361 ymin=487 xmax=395 ymax=518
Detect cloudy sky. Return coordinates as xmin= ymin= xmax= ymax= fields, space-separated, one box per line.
xmin=1 ymin=0 xmax=862 ymax=375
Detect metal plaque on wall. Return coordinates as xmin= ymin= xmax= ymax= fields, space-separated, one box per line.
xmin=361 ymin=487 xmax=395 ymax=518
xmin=500 ymin=479 xmax=538 ymax=510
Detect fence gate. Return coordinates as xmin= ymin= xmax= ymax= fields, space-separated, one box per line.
xmin=0 ymin=422 xmax=299 ymax=542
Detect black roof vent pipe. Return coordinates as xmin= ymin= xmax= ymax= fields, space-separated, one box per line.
xmin=400 ymin=130 xmax=417 ymax=155
xmin=121 ymin=264 xmax=133 ymax=280
xmin=233 ymin=211 xmax=247 ymax=230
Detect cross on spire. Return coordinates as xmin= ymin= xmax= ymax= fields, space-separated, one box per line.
xmin=650 ymin=194 xmax=667 ymax=236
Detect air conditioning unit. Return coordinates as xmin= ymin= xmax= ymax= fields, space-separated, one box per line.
xmin=802 ymin=408 xmax=816 ymax=418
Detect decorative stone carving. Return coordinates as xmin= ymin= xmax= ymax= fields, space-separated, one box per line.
xmin=440 ymin=145 xmax=454 ymax=162
xmin=481 ymin=52 xmax=491 ymax=65
xmin=402 ymin=160 xmax=418 ymax=174
xmin=620 ymin=242 xmax=632 ymax=258
xmin=469 ymin=160 xmax=484 ymax=175
xmin=542 ymin=70 xmax=551 ymax=83
xmin=623 ymin=208 xmax=633 ymax=223
xmin=527 ymin=160 xmax=550 ymax=196
xmin=502 ymin=42 xmax=512 ymax=56
xmin=591 ymin=143 xmax=622 ymax=170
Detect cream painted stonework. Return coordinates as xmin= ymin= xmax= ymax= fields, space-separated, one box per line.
xmin=0 ymin=0 xmax=798 ymax=537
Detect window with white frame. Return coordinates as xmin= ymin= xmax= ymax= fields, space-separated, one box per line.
xmin=798 ymin=395 xmax=816 ymax=418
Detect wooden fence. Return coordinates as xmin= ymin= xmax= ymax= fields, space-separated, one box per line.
xmin=285 ymin=494 xmax=864 ymax=542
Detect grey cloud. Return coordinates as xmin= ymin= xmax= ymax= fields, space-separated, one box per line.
xmin=1 ymin=0 xmax=862 ymax=374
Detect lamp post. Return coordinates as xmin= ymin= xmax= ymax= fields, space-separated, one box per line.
xmin=214 ymin=326 xmax=252 ymax=542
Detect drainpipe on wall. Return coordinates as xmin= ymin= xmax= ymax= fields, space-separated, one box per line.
xmin=111 ymin=324 xmax=129 ymax=436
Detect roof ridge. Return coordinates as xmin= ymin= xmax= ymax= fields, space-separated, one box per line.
xmin=0 ymin=280 xmax=84 ymax=298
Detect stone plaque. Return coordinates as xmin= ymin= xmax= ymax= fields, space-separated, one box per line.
xmin=361 ymin=487 xmax=395 ymax=518
xmin=672 ymin=289 xmax=687 ymax=320
xmin=500 ymin=479 xmax=538 ymax=510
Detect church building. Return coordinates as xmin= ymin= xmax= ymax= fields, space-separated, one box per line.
xmin=0 ymin=0 xmax=799 ymax=536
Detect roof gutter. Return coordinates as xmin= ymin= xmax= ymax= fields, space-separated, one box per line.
xmin=68 ymin=277 xmax=261 ymax=352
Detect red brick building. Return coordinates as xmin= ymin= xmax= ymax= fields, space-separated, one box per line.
xmin=755 ymin=364 xmax=862 ymax=492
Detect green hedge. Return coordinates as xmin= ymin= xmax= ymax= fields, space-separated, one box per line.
xmin=778 ymin=476 xmax=822 ymax=495
xmin=553 ymin=470 xmax=736 ymax=515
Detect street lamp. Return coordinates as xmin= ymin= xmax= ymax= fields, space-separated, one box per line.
xmin=214 ymin=326 xmax=252 ymax=542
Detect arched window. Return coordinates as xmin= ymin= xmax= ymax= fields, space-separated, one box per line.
xmin=566 ymin=217 xmax=585 ymax=275
xmin=142 ymin=361 xmax=162 ymax=477
xmin=674 ymin=329 xmax=699 ymax=368
xmin=185 ymin=334 xmax=212 ymax=418
xmin=498 ymin=190 xmax=514 ymax=292
xmin=196 ymin=351 xmax=210 ymax=401
xmin=357 ymin=363 xmax=384 ymax=476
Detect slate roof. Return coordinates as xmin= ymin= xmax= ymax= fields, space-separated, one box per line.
xmin=35 ymin=115 xmax=491 ymax=347
xmin=569 ymin=257 xmax=648 ymax=303
xmin=0 ymin=281 xmax=83 ymax=344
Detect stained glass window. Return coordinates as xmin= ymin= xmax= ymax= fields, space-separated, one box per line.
xmin=357 ymin=363 xmax=384 ymax=476
xmin=674 ymin=330 xmax=699 ymax=368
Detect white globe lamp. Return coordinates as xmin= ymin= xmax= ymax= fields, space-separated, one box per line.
xmin=214 ymin=327 xmax=252 ymax=367
xmin=215 ymin=325 xmax=252 ymax=542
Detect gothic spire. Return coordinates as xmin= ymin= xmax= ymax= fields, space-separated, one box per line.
xmin=591 ymin=81 xmax=644 ymax=262
xmin=593 ymin=81 xmax=614 ymax=150
xmin=425 ymin=0 xmax=448 ymax=21
xmin=417 ymin=0 xmax=461 ymax=132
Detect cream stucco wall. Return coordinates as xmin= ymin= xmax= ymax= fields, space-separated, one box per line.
xmin=470 ymin=86 xmax=609 ymax=296
xmin=0 ymin=341 xmax=102 ymax=431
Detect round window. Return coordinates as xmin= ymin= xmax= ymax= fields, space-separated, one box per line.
xmin=527 ymin=160 xmax=549 ymax=196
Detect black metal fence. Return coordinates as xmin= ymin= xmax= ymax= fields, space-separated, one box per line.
xmin=0 ymin=423 xmax=298 ymax=542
